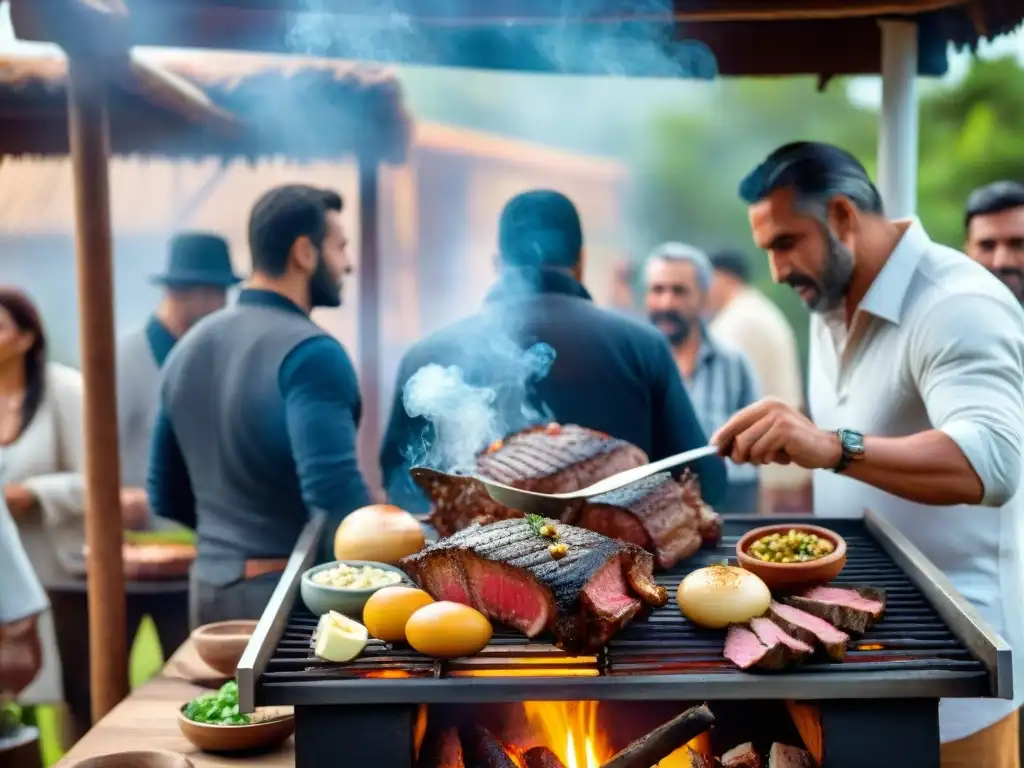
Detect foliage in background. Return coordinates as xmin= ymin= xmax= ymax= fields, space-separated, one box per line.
xmin=629 ymin=55 xmax=1024 ymax=368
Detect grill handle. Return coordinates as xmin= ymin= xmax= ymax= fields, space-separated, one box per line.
xmin=236 ymin=512 xmax=326 ymax=714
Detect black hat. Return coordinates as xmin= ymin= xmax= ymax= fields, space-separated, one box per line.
xmin=150 ymin=233 xmax=242 ymax=288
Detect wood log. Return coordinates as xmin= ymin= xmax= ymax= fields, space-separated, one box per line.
xmin=524 ymin=746 xmax=568 ymax=768
xmin=461 ymin=726 xmax=519 ymax=768
xmin=767 ymin=743 xmax=817 ymax=768
xmin=688 ymin=746 xmax=715 ymax=768
xmin=418 ymin=727 xmax=465 ymax=768
xmin=598 ymin=704 xmax=715 ymax=768
xmin=721 ymin=742 xmax=762 ymax=768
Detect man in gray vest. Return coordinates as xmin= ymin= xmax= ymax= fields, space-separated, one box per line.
xmin=148 ymin=185 xmax=372 ymax=628
xmin=117 ymin=233 xmax=241 ymax=511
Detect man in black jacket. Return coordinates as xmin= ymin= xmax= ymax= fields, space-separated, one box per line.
xmin=380 ymin=189 xmax=726 ymax=511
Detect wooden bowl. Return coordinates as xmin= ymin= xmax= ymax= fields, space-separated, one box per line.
xmin=190 ymin=620 xmax=258 ymax=677
xmin=177 ymin=707 xmax=294 ymax=754
xmin=70 ymin=751 xmax=194 ymax=768
xmin=735 ymin=524 xmax=847 ymax=593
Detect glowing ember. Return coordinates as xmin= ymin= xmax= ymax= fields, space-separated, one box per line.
xmin=521 ymin=702 xmax=710 ymax=768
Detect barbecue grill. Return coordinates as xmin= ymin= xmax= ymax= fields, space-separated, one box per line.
xmin=238 ymin=511 xmax=1012 ymax=768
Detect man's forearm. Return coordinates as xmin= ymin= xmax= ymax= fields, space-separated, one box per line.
xmin=844 ymin=430 xmax=984 ymax=506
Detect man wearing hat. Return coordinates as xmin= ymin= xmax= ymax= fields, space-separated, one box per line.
xmin=116 ymin=232 xmax=241 ymax=511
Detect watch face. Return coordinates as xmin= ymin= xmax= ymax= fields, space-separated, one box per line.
xmin=842 ymin=430 xmax=865 ymax=455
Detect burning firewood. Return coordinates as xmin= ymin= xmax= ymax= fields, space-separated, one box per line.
xmin=767 ymin=743 xmax=817 ymax=768
xmin=460 ymin=725 xmax=519 ymax=768
xmin=687 ymin=746 xmax=715 ymax=768
xmin=523 ymin=746 xmax=567 ymax=768
xmin=417 ymin=727 xmax=465 ymax=768
xmin=598 ymin=704 xmax=715 ymax=768
xmin=721 ymin=742 xmax=761 ymax=768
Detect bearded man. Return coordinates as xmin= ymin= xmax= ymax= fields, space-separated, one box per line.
xmin=713 ymin=142 xmax=1024 ymax=767
xmin=148 ymin=185 xmax=372 ymax=627
xmin=964 ymin=180 xmax=1024 ymax=305
xmin=643 ymin=242 xmax=761 ymax=514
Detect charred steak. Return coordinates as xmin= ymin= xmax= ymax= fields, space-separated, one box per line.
xmin=400 ymin=518 xmax=668 ymax=653
xmin=723 ymin=624 xmax=787 ymax=671
xmin=418 ymin=424 xmax=648 ymax=536
xmin=767 ymin=602 xmax=848 ymax=661
xmin=784 ymin=586 xmax=886 ymax=635
xmin=748 ymin=617 xmax=813 ymax=663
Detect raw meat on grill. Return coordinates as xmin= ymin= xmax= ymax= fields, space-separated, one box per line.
xmin=767 ymin=602 xmax=849 ymax=661
xmin=767 ymin=743 xmax=817 ymax=768
xmin=570 ymin=472 xmax=703 ymax=569
xmin=749 ymin=617 xmax=813 ymax=663
xmin=784 ymin=586 xmax=886 ymax=635
xmin=721 ymin=742 xmax=762 ymax=768
xmin=723 ymin=624 xmax=787 ymax=671
xmin=400 ymin=518 xmax=669 ymax=654
xmin=419 ymin=424 xmax=649 ymax=536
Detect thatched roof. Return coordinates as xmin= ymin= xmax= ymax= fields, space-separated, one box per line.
xmin=0 ymin=52 xmax=412 ymax=162
xmin=13 ymin=0 xmax=1023 ymax=78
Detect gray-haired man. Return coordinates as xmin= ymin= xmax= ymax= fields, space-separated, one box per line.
xmin=644 ymin=242 xmax=762 ymax=514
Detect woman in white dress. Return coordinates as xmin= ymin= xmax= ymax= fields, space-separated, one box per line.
xmin=0 ymin=288 xmax=144 ymax=746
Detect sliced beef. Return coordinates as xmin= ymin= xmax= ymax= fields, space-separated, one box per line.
xmin=419 ymin=424 xmax=648 ymax=536
xmin=723 ymin=624 xmax=787 ymax=671
xmin=721 ymin=742 xmax=762 ymax=768
xmin=749 ymin=617 xmax=813 ymax=662
xmin=785 ymin=586 xmax=886 ymax=635
xmin=767 ymin=743 xmax=816 ymax=768
xmin=401 ymin=518 xmax=668 ymax=653
xmin=523 ymin=747 xmax=567 ymax=768
xmin=768 ymin=602 xmax=848 ymax=661
xmin=573 ymin=472 xmax=702 ymax=569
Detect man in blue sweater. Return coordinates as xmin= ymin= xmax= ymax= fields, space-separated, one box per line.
xmin=148 ymin=185 xmax=372 ymax=628
xmin=381 ymin=190 xmax=726 ymax=511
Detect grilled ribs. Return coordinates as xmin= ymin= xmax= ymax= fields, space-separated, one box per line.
xmin=400 ymin=518 xmax=668 ymax=654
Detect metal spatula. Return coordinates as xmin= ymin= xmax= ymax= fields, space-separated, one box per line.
xmin=410 ymin=444 xmax=719 ymax=517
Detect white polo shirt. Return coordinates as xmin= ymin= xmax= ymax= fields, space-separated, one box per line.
xmin=809 ymin=219 xmax=1024 ymax=743
xmin=0 ymin=496 xmax=48 ymax=625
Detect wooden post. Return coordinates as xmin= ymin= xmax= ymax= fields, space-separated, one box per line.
xmin=357 ymin=159 xmax=383 ymax=496
xmin=67 ymin=55 xmax=129 ymax=721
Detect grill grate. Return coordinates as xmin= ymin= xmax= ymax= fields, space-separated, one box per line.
xmin=260 ymin=521 xmax=984 ymax=689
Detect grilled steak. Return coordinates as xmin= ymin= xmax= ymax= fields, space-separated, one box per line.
xmin=785 ymin=586 xmax=886 ymax=635
xmin=749 ymin=617 xmax=812 ymax=662
xmin=722 ymin=742 xmax=762 ymax=768
xmin=767 ymin=743 xmax=816 ymax=768
xmin=523 ymin=747 xmax=567 ymax=768
xmin=401 ymin=518 xmax=668 ymax=653
xmin=419 ymin=424 xmax=649 ymax=536
xmin=768 ymin=602 xmax=848 ymax=661
xmin=571 ymin=472 xmax=703 ymax=569
xmin=723 ymin=624 xmax=787 ymax=671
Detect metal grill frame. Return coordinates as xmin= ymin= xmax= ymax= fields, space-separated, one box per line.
xmin=237 ymin=510 xmax=1012 ymax=712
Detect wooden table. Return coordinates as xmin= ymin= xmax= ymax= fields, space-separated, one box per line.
xmin=55 ymin=646 xmax=294 ymax=767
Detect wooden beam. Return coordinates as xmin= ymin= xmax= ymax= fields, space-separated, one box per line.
xmin=66 ymin=55 xmax=130 ymax=722
xmin=357 ymin=159 xmax=383 ymax=496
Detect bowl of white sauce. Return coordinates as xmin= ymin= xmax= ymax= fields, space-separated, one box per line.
xmin=300 ymin=560 xmax=411 ymax=618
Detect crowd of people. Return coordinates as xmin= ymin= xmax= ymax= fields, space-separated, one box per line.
xmin=2 ymin=142 xmax=1024 ymax=767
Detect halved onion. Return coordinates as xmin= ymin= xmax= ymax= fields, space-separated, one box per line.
xmin=677 ymin=565 xmax=771 ymax=629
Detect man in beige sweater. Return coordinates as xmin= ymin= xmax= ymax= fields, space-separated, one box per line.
xmin=707 ymin=249 xmax=810 ymax=512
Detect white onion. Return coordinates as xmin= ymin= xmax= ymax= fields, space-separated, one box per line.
xmin=677 ymin=565 xmax=771 ymax=629
xmin=333 ymin=504 xmax=425 ymax=565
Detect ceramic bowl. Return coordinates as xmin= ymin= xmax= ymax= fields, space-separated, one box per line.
xmin=177 ymin=707 xmax=294 ymax=754
xmin=300 ymin=560 xmax=410 ymax=618
xmin=70 ymin=751 xmax=194 ymax=768
xmin=735 ymin=524 xmax=847 ymax=593
xmin=190 ymin=620 xmax=258 ymax=677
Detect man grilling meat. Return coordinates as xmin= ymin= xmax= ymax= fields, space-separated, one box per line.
xmin=713 ymin=142 xmax=1024 ymax=767
xmin=643 ymin=242 xmax=762 ymax=515
xmin=380 ymin=189 xmax=726 ymax=514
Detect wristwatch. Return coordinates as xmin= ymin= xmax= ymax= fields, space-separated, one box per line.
xmin=834 ymin=428 xmax=865 ymax=473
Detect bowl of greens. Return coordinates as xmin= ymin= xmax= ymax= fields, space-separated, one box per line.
xmin=177 ymin=681 xmax=293 ymax=753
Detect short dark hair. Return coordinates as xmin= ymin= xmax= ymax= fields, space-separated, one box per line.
xmin=498 ymin=190 xmax=583 ymax=269
xmin=248 ymin=184 xmax=343 ymax=276
xmin=738 ymin=141 xmax=884 ymax=216
xmin=709 ymin=248 xmax=750 ymax=283
xmin=965 ymin=181 xmax=1024 ymax=231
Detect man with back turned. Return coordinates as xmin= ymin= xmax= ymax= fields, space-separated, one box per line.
xmin=381 ymin=189 xmax=726 ymax=510
xmin=148 ymin=185 xmax=372 ymax=627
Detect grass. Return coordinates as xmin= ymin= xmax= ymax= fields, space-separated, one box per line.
xmin=35 ymin=617 xmax=166 ymax=767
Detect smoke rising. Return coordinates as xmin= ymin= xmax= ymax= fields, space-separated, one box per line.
xmin=401 ymin=336 xmax=556 ymax=474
